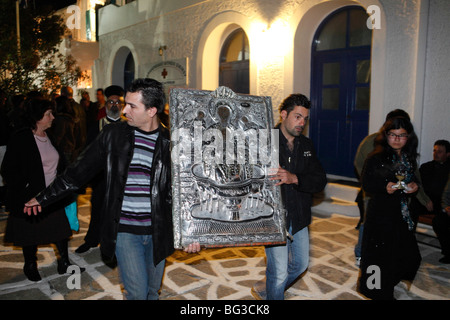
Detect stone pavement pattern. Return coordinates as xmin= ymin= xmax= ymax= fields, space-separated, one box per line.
xmin=0 ymin=190 xmax=448 ymax=300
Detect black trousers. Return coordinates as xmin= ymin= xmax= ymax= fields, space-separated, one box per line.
xmin=433 ymin=213 xmax=450 ymax=256
xmin=22 ymin=239 xmax=69 ymax=263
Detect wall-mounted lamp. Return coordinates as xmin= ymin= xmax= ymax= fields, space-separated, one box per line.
xmin=159 ymin=45 xmax=167 ymax=56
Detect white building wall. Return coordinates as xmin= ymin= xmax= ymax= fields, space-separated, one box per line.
xmin=94 ymin=0 xmax=449 ymax=171
xmin=420 ymin=0 xmax=450 ymax=164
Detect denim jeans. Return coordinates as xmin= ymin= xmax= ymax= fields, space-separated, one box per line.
xmin=264 ymin=226 xmax=309 ymax=300
xmin=115 ymin=232 xmax=165 ymax=300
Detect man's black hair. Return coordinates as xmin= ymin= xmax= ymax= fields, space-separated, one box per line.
xmin=279 ymin=94 xmax=311 ymax=115
xmin=127 ymin=78 xmax=166 ymax=113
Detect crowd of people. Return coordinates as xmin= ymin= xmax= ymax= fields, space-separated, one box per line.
xmin=0 ymin=81 xmax=448 ymax=300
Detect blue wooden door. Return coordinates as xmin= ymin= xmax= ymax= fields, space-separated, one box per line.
xmin=310 ymin=7 xmax=371 ymax=178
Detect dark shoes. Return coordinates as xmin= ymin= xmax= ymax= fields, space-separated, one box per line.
xmin=23 ymin=262 xmax=42 ymax=282
xmin=75 ymin=243 xmax=94 ymax=254
xmin=24 ymin=260 xmax=85 ymax=280
xmin=57 ymin=259 xmax=86 ymax=275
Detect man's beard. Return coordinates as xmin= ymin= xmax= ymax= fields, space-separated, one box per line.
xmin=106 ymin=105 xmax=121 ymax=120
xmin=287 ymin=125 xmax=304 ymax=137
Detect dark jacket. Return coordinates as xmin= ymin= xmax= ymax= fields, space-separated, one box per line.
xmin=277 ymin=124 xmax=327 ymax=234
xmin=359 ymin=152 xmax=421 ymax=300
xmin=1 ymin=128 xmax=72 ymax=246
xmin=1 ymin=128 xmax=69 ymax=216
xmin=419 ymin=159 xmax=450 ymax=214
xmin=34 ymin=121 xmax=174 ymax=265
xmin=50 ymin=112 xmax=77 ymax=164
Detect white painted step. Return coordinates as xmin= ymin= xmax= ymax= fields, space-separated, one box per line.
xmin=312 ymin=182 xmax=360 ymax=217
xmin=324 ymin=182 xmax=359 ymax=203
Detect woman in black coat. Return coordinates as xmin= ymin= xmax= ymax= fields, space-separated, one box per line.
xmin=358 ymin=116 xmax=422 ymax=300
xmin=1 ymin=98 xmax=81 ymax=281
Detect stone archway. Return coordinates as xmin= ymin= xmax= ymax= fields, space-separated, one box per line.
xmin=195 ymin=12 xmax=253 ymax=93
xmin=291 ymin=0 xmax=386 ymax=139
xmin=107 ymin=40 xmax=138 ymax=88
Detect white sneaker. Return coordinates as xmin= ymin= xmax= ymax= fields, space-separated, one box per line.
xmin=355 ymin=257 xmax=361 ymax=267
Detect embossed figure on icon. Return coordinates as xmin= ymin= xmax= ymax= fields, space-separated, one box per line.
xmin=170 ymin=87 xmax=285 ymax=248
xmin=191 ymin=99 xmax=273 ymax=223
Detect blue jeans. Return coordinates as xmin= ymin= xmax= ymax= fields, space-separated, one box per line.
xmin=265 ymin=226 xmax=309 ymax=300
xmin=115 ymin=232 xmax=165 ymax=300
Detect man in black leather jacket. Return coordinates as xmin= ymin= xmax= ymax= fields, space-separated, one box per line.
xmin=25 ymin=78 xmax=199 ymax=300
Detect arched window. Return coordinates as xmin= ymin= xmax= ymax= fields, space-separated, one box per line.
xmin=219 ymin=28 xmax=249 ymax=94
xmin=314 ymin=8 xmax=372 ymax=51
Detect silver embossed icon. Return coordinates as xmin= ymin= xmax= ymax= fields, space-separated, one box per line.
xmin=170 ymin=86 xmax=286 ymax=249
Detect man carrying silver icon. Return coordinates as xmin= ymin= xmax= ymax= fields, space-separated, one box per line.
xmin=24 ymin=78 xmax=199 ymax=300
xmin=252 ymin=94 xmax=327 ymax=300
xmin=170 ymin=86 xmax=287 ymax=249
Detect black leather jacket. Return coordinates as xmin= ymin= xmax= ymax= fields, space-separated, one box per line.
xmin=35 ymin=121 xmax=174 ymax=265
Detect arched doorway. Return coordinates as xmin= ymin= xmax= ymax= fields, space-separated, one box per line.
xmin=310 ymin=6 xmax=372 ymax=178
xmin=124 ymin=52 xmax=135 ymax=91
xmin=219 ymin=28 xmax=249 ymax=94
xmin=111 ymin=46 xmax=135 ymax=89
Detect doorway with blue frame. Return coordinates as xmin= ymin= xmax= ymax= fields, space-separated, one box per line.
xmin=310 ymin=6 xmax=372 ymax=178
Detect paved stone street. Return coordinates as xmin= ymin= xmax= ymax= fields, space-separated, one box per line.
xmin=0 ymin=189 xmax=448 ymax=300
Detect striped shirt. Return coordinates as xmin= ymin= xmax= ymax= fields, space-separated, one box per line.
xmin=118 ymin=127 xmax=159 ymax=235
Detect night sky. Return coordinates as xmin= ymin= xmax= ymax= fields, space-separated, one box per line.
xmin=22 ymin=0 xmax=77 ymax=11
